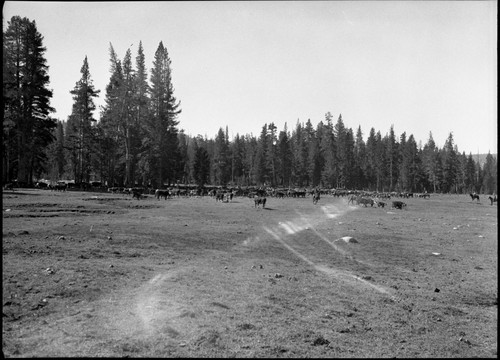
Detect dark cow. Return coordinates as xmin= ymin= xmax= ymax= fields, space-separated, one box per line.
xmin=312 ymin=191 xmax=320 ymax=205
xmin=392 ymin=201 xmax=407 ymax=210
xmin=215 ymin=191 xmax=225 ymax=202
xmin=132 ymin=190 xmax=142 ymax=200
xmin=358 ymin=198 xmax=374 ymax=207
xmin=275 ymin=191 xmax=286 ymax=198
xmin=488 ymin=195 xmax=497 ymax=205
xmin=155 ymin=189 xmax=170 ymax=200
xmin=376 ymin=201 xmax=386 ymax=208
xmin=254 ymin=197 xmax=266 ymax=208
xmin=51 ymin=183 xmax=67 ymax=191
xmin=470 ymin=193 xmax=480 ymax=202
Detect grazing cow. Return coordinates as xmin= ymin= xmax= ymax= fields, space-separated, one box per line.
xmin=358 ymin=198 xmax=374 ymax=207
xmin=155 ymin=189 xmax=170 ymax=200
xmin=132 ymin=190 xmax=142 ymax=200
xmin=392 ymin=201 xmax=406 ymax=210
xmin=312 ymin=191 xmax=320 ymax=205
xmin=347 ymin=194 xmax=358 ymax=205
xmin=52 ymin=183 xmax=67 ymax=191
xmin=488 ymin=196 xmax=497 ymax=205
xmin=215 ymin=191 xmax=225 ymax=202
xmin=470 ymin=193 xmax=480 ymax=202
xmin=254 ymin=197 xmax=266 ymax=208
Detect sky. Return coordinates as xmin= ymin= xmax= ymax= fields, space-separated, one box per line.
xmin=3 ymin=1 xmax=497 ymax=155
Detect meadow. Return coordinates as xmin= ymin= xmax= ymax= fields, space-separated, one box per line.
xmin=2 ymin=189 xmax=497 ymax=357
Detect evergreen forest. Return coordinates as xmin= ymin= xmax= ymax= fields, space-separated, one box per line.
xmin=3 ymin=16 xmax=497 ymax=194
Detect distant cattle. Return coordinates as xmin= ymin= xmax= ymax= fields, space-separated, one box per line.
xmin=51 ymin=183 xmax=67 ymax=191
xmin=254 ymin=197 xmax=266 ymax=208
xmin=312 ymin=192 xmax=320 ymax=205
xmin=376 ymin=201 xmax=386 ymax=208
xmin=488 ymin=195 xmax=497 ymax=205
xmin=132 ymin=190 xmax=142 ymax=200
xmin=392 ymin=201 xmax=406 ymax=210
xmin=215 ymin=191 xmax=225 ymax=202
xmin=155 ymin=189 xmax=170 ymax=200
xmin=347 ymin=195 xmax=358 ymax=205
xmin=470 ymin=193 xmax=480 ymax=202
xmin=418 ymin=193 xmax=430 ymax=199
xmin=358 ymin=198 xmax=374 ymax=207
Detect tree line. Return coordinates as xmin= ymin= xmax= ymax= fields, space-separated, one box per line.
xmin=3 ymin=15 xmax=497 ymax=194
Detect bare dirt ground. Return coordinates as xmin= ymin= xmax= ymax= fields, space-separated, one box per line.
xmin=2 ymin=189 xmax=497 ymax=357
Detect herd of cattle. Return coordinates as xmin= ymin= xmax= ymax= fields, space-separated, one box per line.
xmin=3 ymin=181 xmax=498 ymax=208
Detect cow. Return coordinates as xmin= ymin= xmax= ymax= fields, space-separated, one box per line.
xmin=375 ymin=201 xmax=386 ymax=208
xmin=51 ymin=183 xmax=67 ymax=191
xmin=358 ymin=198 xmax=374 ymax=207
xmin=215 ymin=191 xmax=225 ymax=202
xmin=470 ymin=193 xmax=480 ymax=202
xmin=132 ymin=190 xmax=142 ymax=200
xmin=418 ymin=193 xmax=430 ymax=199
xmin=312 ymin=191 xmax=320 ymax=205
xmin=155 ymin=189 xmax=170 ymax=200
xmin=392 ymin=201 xmax=407 ymax=210
xmin=488 ymin=195 xmax=497 ymax=205
xmin=254 ymin=197 xmax=266 ymax=208
xmin=347 ymin=194 xmax=358 ymax=205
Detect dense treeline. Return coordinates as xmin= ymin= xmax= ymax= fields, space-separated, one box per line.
xmin=3 ymin=16 xmax=497 ymax=194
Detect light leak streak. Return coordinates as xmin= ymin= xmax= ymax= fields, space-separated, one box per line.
xmin=264 ymin=225 xmax=394 ymax=297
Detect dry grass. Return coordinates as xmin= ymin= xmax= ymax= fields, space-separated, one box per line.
xmin=2 ymin=189 xmax=497 ymax=357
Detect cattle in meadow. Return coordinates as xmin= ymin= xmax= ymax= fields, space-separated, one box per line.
xmin=132 ymin=190 xmax=142 ymax=200
xmin=392 ymin=201 xmax=406 ymax=210
xmin=155 ymin=189 xmax=170 ymax=200
xmin=376 ymin=201 xmax=386 ymax=208
xmin=51 ymin=183 xmax=67 ymax=191
xmin=254 ymin=197 xmax=266 ymax=208
xmin=215 ymin=191 xmax=225 ymax=202
xmin=470 ymin=193 xmax=480 ymax=202
xmin=312 ymin=192 xmax=320 ymax=205
xmin=347 ymin=194 xmax=358 ymax=205
xmin=488 ymin=195 xmax=497 ymax=205
xmin=358 ymin=198 xmax=374 ymax=207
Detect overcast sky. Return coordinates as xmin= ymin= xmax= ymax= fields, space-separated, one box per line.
xmin=3 ymin=1 xmax=497 ymax=155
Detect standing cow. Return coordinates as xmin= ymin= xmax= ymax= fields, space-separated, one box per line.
xmin=392 ymin=201 xmax=407 ymax=210
xmin=254 ymin=197 xmax=266 ymax=208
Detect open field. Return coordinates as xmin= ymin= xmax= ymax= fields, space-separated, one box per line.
xmin=2 ymin=189 xmax=497 ymax=357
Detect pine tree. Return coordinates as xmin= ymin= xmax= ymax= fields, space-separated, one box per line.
xmin=277 ymin=123 xmax=292 ymax=187
xmin=422 ymin=132 xmax=439 ymax=193
xmin=66 ymin=56 xmax=100 ymax=184
xmin=193 ymin=143 xmax=210 ymax=187
xmin=442 ymin=132 xmax=458 ymax=193
xmin=481 ymin=152 xmax=497 ymax=194
xmin=353 ymin=125 xmax=366 ymax=190
xmin=146 ymin=41 xmax=181 ymax=187
xmin=3 ymin=16 xmax=56 ymax=184
xmin=133 ymin=41 xmax=150 ymax=185
xmin=319 ymin=113 xmax=336 ymax=188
